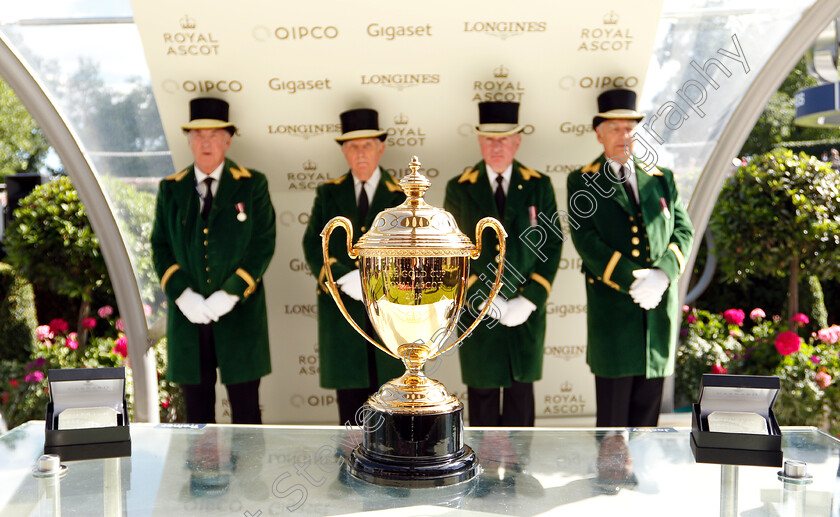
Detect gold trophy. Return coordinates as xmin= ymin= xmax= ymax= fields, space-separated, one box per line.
xmin=321 ymin=156 xmax=506 ymax=487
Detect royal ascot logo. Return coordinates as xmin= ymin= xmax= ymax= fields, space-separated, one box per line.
xmin=289 ymin=258 xmax=312 ymax=276
xmin=544 ymin=344 xmax=586 ymax=360
xmin=278 ymin=210 xmax=310 ymax=226
xmin=360 ymin=73 xmax=440 ymax=92
xmin=161 ymin=79 xmax=243 ymax=94
xmin=462 ymin=20 xmax=547 ymax=40
xmin=366 ymin=23 xmax=433 ymax=40
xmin=557 ymin=75 xmax=640 ymax=91
xmin=545 ymin=303 xmax=587 ymax=318
xmin=559 ymin=121 xmax=594 ymax=136
xmin=268 ymin=123 xmax=341 ymax=140
xmin=268 ymin=77 xmax=333 ymax=94
xmin=472 ymin=65 xmax=525 ymax=102
xmin=578 ymin=10 xmax=633 ymax=51
xmin=163 ymin=14 xmax=220 ymax=56
xmin=543 ymin=163 xmax=585 ymax=175
xmin=543 ymin=382 xmax=587 ymax=415
xmin=386 ymin=113 xmax=427 ymax=147
xmin=297 ymin=343 xmax=320 ymax=376
xmin=286 ymin=160 xmax=341 ymax=190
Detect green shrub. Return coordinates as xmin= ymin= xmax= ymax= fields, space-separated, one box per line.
xmin=0 ymin=263 xmax=37 ymax=362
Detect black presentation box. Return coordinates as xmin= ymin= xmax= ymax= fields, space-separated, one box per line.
xmin=44 ymin=367 xmax=131 ymax=461
xmin=690 ymin=374 xmax=782 ymax=467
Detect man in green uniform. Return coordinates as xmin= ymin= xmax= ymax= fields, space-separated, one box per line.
xmin=302 ymin=108 xmax=405 ymax=426
xmin=444 ymin=102 xmax=562 ymax=426
xmin=151 ymin=97 xmax=276 ymax=424
xmin=566 ymin=88 xmax=694 ymax=427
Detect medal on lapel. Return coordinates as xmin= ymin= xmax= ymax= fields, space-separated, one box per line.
xmin=528 ymin=206 xmax=538 ymax=227
xmin=236 ymin=202 xmax=247 ymax=222
xmin=659 ymin=197 xmax=671 ymax=219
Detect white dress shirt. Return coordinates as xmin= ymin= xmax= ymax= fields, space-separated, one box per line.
xmin=195 ymin=162 xmax=224 ymax=212
xmin=353 ymin=166 xmax=381 ymax=206
xmin=609 ymin=160 xmax=639 ymax=203
xmin=486 ymin=164 xmax=513 ymax=195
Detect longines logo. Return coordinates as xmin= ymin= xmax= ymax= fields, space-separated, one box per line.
xmin=543 ymin=384 xmax=586 ymax=415
xmin=366 ymin=23 xmax=433 ymax=40
xmin=559 ymin=121 xmax=594 ymax=136
xmin=472 ymin=65 xmax=525 ymax=102
xmin=386 ymin=166 xmax=439 ymax=179
xmin=462 ymin=20 xmax=547 ymax=40
xmin=386 ymin=114 xmax=426 ymax=147
xmin=268 ymin=123 xmax=341 ymax=139
xmin=578 ymin=10 xmax=633 ymax=51
xmin=545 ymin=303 xmax=587 ymax=318
xmin=289 ymin=259 xmax=312 ymax=276
xmin=544 ymin=344 xmax=586 ymax=360
xmin=161 ymin=79 xmax=243 ymax=94
xmin=557 ymin=75 xmax=640 ymax=91
xmin=360 ymin=73 xmax=440 ymax=91
xmin=278 ymin=210 xmax=310 ymax=226
xmin=544 ymin=163 xmax=584 ymax=174
xmin=268 ymin=77 xmax=333 ymax=94
xmin=286 ymin=304 xmax=317 ymax=317
xmin=287 ymin=161 xmax=341 ymax=190
xmin=163 ymin=15 xmax=220 ymax=56
xmin=298 ymin=344 xmax=319 ymax=376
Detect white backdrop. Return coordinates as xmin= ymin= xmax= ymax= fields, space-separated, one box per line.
xmin=130 ymin=0 xmax=664 ymax=424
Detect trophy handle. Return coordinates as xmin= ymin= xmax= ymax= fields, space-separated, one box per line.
xmin=442 ymin=217 xmax=508 ymax=354
xmin=320 ymin=216 xmax=398 ymax=359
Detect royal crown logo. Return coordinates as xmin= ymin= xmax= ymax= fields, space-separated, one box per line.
xmin=560 ymin=381 xmax=573 ymax=393
xmin=603 ymin=10 xmax=619 ymax=25
xmin=302 ymin=160 xmax=317 ymax=171
xmin=394 ymin=113 xmax=409 ymax=125
xmin=179 ymin=14 xmax=196 ymax=30
xmin=493 ymin=65 xmax=510 ymax=78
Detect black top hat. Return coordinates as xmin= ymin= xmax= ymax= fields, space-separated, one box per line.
xmin=475 ymin=102 xmax=524 ymax=136
xmin=335 ymin=108 xmax=387 ymax=143
xmin=592 ymin=88 xmax=644 ymax=129
xmin=182 ymin=97 xmax=236 ymax=133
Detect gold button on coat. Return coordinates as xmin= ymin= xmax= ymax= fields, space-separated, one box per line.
xmin=631 ymin=237 xmax=640 ymax=245
xmin=631 ymin=249 xmax=640 ymax=257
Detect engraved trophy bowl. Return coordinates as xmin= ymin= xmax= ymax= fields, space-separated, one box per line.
xmin=321 ymin=155 xmax=507 ymax=487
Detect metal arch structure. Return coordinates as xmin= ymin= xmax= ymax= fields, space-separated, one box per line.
xmin=681 ymin=0 xmax=840 ymax=303
xmin=0 ymin=32 xmax=159 ymax=423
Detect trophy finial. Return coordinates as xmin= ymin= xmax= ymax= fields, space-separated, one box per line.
xmin=399 ymin=155 xmax=431 ymax=202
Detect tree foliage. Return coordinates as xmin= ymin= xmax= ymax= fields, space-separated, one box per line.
xmin=0 ymin=79 xmax=51 ymax=181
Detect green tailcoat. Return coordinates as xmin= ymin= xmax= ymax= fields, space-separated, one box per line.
xmin=302 ymin=169 xmax=406 ymax=390
xmin=566 ymin=154 xmax=694 ymax=378
xmin=151 ymin=158 xmax=277 ymax=385
xmin=444 ymin=160 xmax=563 ymax=388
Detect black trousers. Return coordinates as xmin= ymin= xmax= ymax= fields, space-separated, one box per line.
xmin=181 ymin=324 xmax=262 ymax=425
xmin=467 ymin=381 xmax=535 ymax=427
xmin=594 ymin=375 xmax=664 ymax=427
xmin=336 ymin=334 xmax=381 ymax=426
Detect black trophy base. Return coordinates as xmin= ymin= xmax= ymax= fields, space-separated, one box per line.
xmin=346 ymin=405 xmax=479 ymax=488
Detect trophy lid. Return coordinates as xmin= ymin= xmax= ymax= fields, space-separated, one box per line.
xmin=355 ymin=156 xmax=476 ymax=256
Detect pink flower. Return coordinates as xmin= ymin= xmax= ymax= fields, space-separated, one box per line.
xmin=816 ymin=325 xmax=840 ymax=345
xmin=36 ymin=325 xmax=53 ymax=341
xmin=65 ymin=333 xmax=78 ymax=350
xmin=111 ymin=336 xmax=128 ymax=358
xmin=48 ymin=318 xmax=69 ymax=334
xmin=816 ymin=371 xmax=832 ymax=389
xmin=97 ymin=305 xmax=114 ymax=318
xmin=687 ymin=314 xmax=698 ymax=324
xmin=683 ymin=305 xmax=690 ymax=313
xmin=0 ymin=393 xmax=8 ymax=404
xmin=81 ymin=317 xmax=97 ymax=329
xmin=160 ymin=397 xmax=171 ymax=408
xmin=811 ymin=355 xmax=821 ymax=364
xmin=711 ymin=364 xmax=728 ymax=374
xmin=749 ymin=308 xmax=766 ymax=321
xmin=9 ymin=379 xmax=19 ymax=388
xmin=723 ymin=309 xmax=745 ymax=326
xmin=774 ymin=331 xmax=802 ymax=356
xmin=116 ymin=318 xmax=125 ymax=332
xmin=24 ymin=371 xmax=45 ymax=383
xmin=143 ymin=304 xmax=152 ymax=316
xmin=791 ymin=313 xmax=810 ymax=325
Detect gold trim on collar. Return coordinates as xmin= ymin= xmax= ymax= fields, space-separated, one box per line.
xmin=529 ymin=272 xmax=551 ymax=294
xmin=668 ymin=243 xmax=687 ymax=273
xmin=602 ymin=251 xmax=621 ymax=290
xmin=165 ymin=168 xmax=190 ymax=182
xmin=230 ymin=164 xmax=252 ymax=179
xmin=318 ymin=258 xmax=338 ymax=291
xmin=467 ymin=274 xmax=478 ymax=290
xmin=324 ymin=175 xmax=347 ymax=185
xmin=581 ymin=162 xmax=600 ymax=174
xmin=638 ymin=162 xmax=664 ymax=176
xmin=519 ymin=166 xmax=542 ymax=181
xmin=161 ymin=264 xmax=180 ymax=291
xmin=458 ymin=169 xmax=479 ymax=184
xmin=385 ymin=180 xmax=402 ymax=192
xmin=236 ymin=268 xmax=258 ymax=297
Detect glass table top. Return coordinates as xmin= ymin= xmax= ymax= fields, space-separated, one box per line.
xmin=0 ymin=422 xmax=838 ymax=516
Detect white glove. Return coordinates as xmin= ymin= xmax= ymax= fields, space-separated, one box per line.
xmin=336 ymin=270 xmax=363 ymax=301
xmin=629 ymin=269 xmax=669 ymax=310
xmin=500 ymin=297 xmax=537 ymax=327
xmin=175 ymin=288 xmax=217 ymax=324
xmin=479 ymin=297 xmax=509 ymax=321
xmin=205 ymin=290 xmax=239 ymax=319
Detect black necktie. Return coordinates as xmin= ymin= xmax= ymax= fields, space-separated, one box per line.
xmin=620 ymin=165 xmax=638 ymax=208
xmin=201 ymin=177 xmax=213 ymax=220
xmin=494 ymin=174 xmax=505 ymax=216
xmin=358 ymin=181 xmax=369 ymax=222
